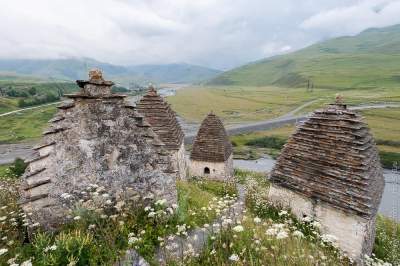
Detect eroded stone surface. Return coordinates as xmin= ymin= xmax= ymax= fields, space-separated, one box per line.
xmin=20 ymin=71 xmax=177 ymax=229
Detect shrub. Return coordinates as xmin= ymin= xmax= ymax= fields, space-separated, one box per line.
xmin=245 ymin=135 xmax=287 ymax=150
xmin=379 ymin=151 xmax=400 ymax=169
xmin=9 ymin=157 xmax=27 ymax=177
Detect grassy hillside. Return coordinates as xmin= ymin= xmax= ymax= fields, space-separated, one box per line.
xmin=209 ymin=24 xmax=400 ymax=88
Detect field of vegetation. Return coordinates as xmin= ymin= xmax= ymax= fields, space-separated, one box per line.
xmin=167 ymin=86 xmax=400 ymax=124
xmin=208 ymin=24 xmax=400 ymax=89
xmin=0 ymin=105 xmax=57 ymax=144
xmin=0 ymin=81 xmax=79 ymax=109
xmin=0 ymin=167 xmax=398 ymax=265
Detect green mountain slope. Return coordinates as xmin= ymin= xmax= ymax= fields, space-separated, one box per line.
xmin=209 ymin=24 xmax=400 ymax=88
xmin=0 ymin=58 xmax=221 ymax=85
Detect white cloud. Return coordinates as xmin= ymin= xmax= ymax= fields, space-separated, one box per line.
xmin=301 ymin=0 xmax=400 ymax=38
xmin=0 ymin=0 xmax=398 ymax=69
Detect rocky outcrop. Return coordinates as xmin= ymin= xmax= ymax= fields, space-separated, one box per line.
xmin=19 ymin=70 xmax=177 ymax=229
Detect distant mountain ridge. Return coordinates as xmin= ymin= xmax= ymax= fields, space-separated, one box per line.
xmin=208 ymin=24 xmax=400 ymax=89
xmin=0 ymin=58 xmax=221 ymax=85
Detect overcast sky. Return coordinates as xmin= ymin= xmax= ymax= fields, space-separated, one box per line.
xmin=1 ymin=0 xmax=400 ymax=70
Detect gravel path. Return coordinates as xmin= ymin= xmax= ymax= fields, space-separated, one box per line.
xmin=0 ymin=101 xmax=61 ymax=117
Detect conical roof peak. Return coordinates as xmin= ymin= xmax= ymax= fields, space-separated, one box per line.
xmin=190 ymin=113 xmax=232 ymax=162
xmin=270 ymin=104 xmax=384 ymax=217
xmin=137 ymin=86 xmax=184 ymax=151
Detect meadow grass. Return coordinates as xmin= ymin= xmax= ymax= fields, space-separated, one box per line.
xmin=178 ymin=170 xmax=351 ymax=266
xmin=1 ymin=168 xmax=397 ymax=265
xmin=0 ymin=105 xmax=57 ymax=143
xmin=0 ymin=176 xmax=236 ymax=266
xmin=374 ymin=215 xmax=400 ymax=265
xmin=167 ymin=86 xmax=400 ymax=123
xmin=0 ymin=97 xmax=19 ymax=114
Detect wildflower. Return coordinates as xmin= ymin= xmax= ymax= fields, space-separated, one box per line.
xmin=172 ymin=203 xmax=178 ymax=209
xmin=278 ymin=210 xmax=288 ymax=216
xmin=128 ymin=236 xmax=139 ymax=244
xmin=148 ymin=212 xmax=156 ymax=218
xmin=210 ymin=249 xmax=216 ymax=255
xmin=321 ymin=234 xmax=338 ymax=245
xmin=254 ymin=217 xmax=261 ymax=224
xmin=266 ymin=228 xmax=277 ymax=236
xmin=144 ymin=206 xmax=151 ymax=211
xmin=155 ymin=199 xmax=167 ymax=206
xmin=73 ymin=216 xmax=81 ymax=221
xmin=276 ymin=231 xmax=289 ymax=239
xmin=88 ymin=224 xmax=96 ymax=230
xmin=31 ymin=222 xmax=40 ymax=227
xmin=203 ymin=223 xmax=210 ymax=228
xmin=229 ymin=253 xmax=239 ymax=261
xmin=233 ymin=225 xmax=244 ymax=232
xmin=292 ymin=230 xmax=304 ymax=238
xmin=21 ymin=260 xmax=33 ymax=266
xmin=44 ymin=245 xmax=57 ymax=252
xmin=0 ymin=248 xmax=8 ymax=256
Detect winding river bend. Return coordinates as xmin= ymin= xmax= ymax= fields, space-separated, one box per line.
xmin=234 ymin=157 xmax=400 ymax=221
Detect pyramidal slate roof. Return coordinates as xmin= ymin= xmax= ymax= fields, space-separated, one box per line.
xmin=19 ymin=70 xmax=177 ymax=229
xmin=190 ymin=113 xmax=232 ymax=162
xmin=270 ymin=100 xmax=384 ymax=217
xmin=136 ymin=86 xmax=184 ymax=151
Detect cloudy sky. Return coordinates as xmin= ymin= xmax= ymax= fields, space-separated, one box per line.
xmin=1 ymin=0 xmax=400 ymax=69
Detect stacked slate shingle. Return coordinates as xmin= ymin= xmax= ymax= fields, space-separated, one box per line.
xmin=191 ymin=113 xmax=232 ymax=162
xmin=270 ymin=101 xmax=384 ymax=218
xmin=136 ymin=86 xmax=184 ymax=151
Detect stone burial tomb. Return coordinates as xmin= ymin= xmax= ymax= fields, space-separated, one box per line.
xmin=137 ymin=86 xmax=187 ymax=180
xmin=189 ymin=112 xmax=234 ymax=180
xmin=19 ymin=70 xmax=177 ymax=230
xmin=268 ymin=98 xmax=384 ymax=263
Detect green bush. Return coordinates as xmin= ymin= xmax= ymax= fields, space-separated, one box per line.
xmin=245 ymin=135 xmax=287 ymax=150
xmin=379 ymin=151 xmax=400 ymax=169
xmin=9 ymin=157 xmax=27 ymax=177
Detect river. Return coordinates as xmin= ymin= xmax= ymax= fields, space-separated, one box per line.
xmin=234 ymin=157 xmax=400 ymax=221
